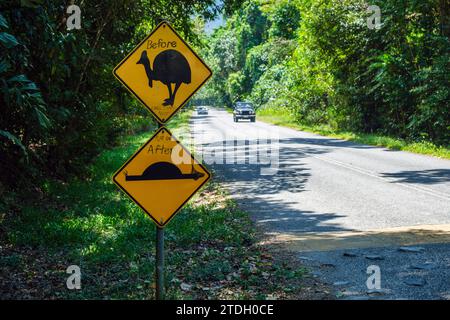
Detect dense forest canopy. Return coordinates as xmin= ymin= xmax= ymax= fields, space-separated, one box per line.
xmin=0 ymin=0 xmax=242 ymax=190
xmin=0 ymin=0 xmax=449 ymax=192
xmin=199 ymin=0 xmax=449 ymax=144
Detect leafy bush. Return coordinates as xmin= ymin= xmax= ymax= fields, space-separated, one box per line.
xmin=0 ymin=1 xmax=240 ymax=191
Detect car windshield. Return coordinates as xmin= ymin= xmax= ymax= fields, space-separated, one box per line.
xmin=237 ymin=103 xmax=253 ymax=109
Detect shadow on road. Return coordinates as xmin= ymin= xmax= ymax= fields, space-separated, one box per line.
xmin=280 ymin=136 xmax=378 ymax=150
xmin=201 ymin=134 xmax=354 ymax=235
xmin=381 ymin=169 xmax=450 ymax=185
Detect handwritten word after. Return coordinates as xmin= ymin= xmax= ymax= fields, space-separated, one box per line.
xmin=147 ymin=144 xmax=172 ymax=155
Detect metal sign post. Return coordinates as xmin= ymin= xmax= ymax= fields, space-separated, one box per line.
xmin=155 ymin=122 xmax=164 ymax=300
xmin=112 ymin=126 xmax=210 ymax=299
xmin=155 ymin=226 xmax=164 ymax=299
xmin=112 ymin=20 xmax=212 ymax=301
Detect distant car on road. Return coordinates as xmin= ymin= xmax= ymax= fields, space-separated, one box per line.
xmin=196 ymin=106 xmax=208 ymax=115
xmin=233 ymin=102 xmax=255 ymax=122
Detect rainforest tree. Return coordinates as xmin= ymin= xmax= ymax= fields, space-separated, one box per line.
xmin=204 ymin=0 xmax=449 ymax=145
xmin=0 ymin=0 xmax=242 ymax=190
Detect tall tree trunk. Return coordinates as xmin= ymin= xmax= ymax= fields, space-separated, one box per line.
xmin=439 ymin=0 xmax=449 ymax=38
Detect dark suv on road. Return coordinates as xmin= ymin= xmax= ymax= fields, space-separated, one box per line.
xmin=233 ymin=102 xmax=255 ymax=122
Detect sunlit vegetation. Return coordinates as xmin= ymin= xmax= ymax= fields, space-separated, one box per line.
xmin=199 ymin=0 xmax=449 ymax=154
xmin=258 ymin=106 xmax=450 ymax=159
xmin=0 ymin=0 xmax=243 ymax=191
xmin=0 ymin=111 xmax=315 ymax=299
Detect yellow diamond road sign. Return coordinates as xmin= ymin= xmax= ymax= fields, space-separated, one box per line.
xmin=113 ymin=127 xmax=210 ymax=227
xmin=113 ymin=21 xmax=212 ymax=124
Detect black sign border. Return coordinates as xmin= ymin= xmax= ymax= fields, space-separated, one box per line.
xmin=113 ymin=21 xmax=212 ymax=124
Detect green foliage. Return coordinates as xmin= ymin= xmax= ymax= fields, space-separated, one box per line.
xmin=245 ymin=38 xmax=296 ymax=90
xmin=202 ymin=0 xmax=298 ymax=107
xmin=1 ymin=115 xmax=306 ymax=299
xmin=258 ymin=106 xmax=450 ymax=159
xmin=288 ymin=0 xmax=449 ymax=144
xmin=205 ymin=0 xmax=449 ymax=147
xmin=0 ymin=1 xmax=240 ymax=189
xmin=267 ymin=0 xmax=301 ymax=39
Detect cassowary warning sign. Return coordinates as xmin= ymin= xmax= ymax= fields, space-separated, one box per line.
xmin=113 ymin=21 xmax=212 ymax=123
xmin=112 ymin=127 xmax=210 ymax=227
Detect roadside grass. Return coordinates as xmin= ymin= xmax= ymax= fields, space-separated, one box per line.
xmin=257 ymin=107 xmax=450 ymax=159
xmin=0 ymin=110 xmax=320 ymax=300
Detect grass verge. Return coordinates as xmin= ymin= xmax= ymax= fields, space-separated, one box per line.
xmin=257 ymin=107 xmax=450 ymax=159
xmin=0 ymin=110 xmax=326 ymax=300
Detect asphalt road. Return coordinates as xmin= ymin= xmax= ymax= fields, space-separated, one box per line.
xmin=190 ymin=108 xmax=450 ymax=299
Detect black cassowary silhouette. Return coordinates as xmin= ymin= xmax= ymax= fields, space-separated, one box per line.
xmin=137 ymin=49 xmax=191 ymax=106
xmin=125 ymin=161 xmax=204 ymax=181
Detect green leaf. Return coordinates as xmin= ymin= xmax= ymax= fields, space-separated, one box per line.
xmin=22 ymin=82 xmax=38 ymax=91
xmin=0 ymin=130 xmax=28 ymax=157
xmin=0 ymin=32 xmax=19 ymax=48
xmin=8 ymin=74 xmax=29 ymax=83
xmin=20 ymin=0 xmax=44 ymax=9
xmin=35 ymin=107 xmax=51 ymax=129
xmin=0 ymin=14 xmax=8 ymax=29
xmin=0 ymin=59 xmax=10 ymax=73
xmin=56 ymin=107 xmax=71 ymax=120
